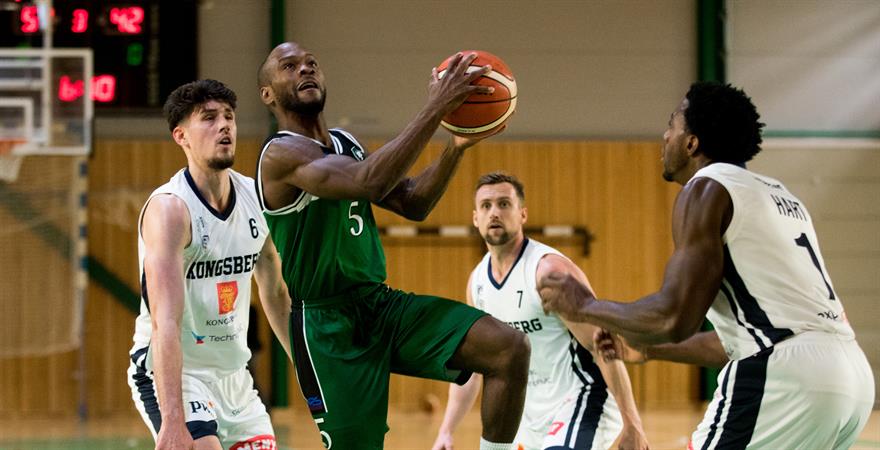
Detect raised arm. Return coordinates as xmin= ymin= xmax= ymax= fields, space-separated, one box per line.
xmin=539 ymin=177 xmax=731 ymax=345
xmin=261 ymin=53 xmax=493 ymax=205
xmin=536 ymin=255 xmax=649 ymax=450
xmin=379 ymin=131 xmax=505 ymax=221
xmin=141 ymin=194 xmax=194 ymax=450
xmin=252 ymin=236 xmax=292 ymax=361
xmin=432 ymin=272 xmax=484 ymax=450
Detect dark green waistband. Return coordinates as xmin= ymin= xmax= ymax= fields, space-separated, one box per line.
xmin=293 ymin=283 xmax=387 ymax=309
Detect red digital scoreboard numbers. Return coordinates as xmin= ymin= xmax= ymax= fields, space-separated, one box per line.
xmin=2 ymin=1 xmax=197 ymax=111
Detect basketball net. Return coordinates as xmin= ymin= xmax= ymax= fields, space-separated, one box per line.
xmin=0 ymin=139 xmax=25 ymax=182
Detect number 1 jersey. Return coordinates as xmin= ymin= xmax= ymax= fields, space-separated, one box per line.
xmin=693 ymin=163 xmax=854 ymax=361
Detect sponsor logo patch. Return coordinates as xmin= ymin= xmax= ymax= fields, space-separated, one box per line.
xmin=217 ymin=281 xmax=238 ymax=314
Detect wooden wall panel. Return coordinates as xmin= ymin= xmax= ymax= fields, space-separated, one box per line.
xmin=2 ymin=138 xmax=696 ymax=417
xmin=0 ymin=156 xmax=82 ymax=417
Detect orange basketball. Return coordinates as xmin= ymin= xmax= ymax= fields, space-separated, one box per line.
xmin=436 ymin=50 xmax=517 ymax=138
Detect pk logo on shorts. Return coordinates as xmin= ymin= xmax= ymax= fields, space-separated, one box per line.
xmin=188 ymin=400 xmax=217 ymax=421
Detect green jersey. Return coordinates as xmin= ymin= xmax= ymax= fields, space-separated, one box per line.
xmin=256 ymin=129 xmax=386 ymax=305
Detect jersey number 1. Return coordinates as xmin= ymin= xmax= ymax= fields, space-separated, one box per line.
xmin=794 ymin=233 xmax=836 ymax=300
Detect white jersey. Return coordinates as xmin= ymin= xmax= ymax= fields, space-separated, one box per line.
xmin=129 ymin=168 xmax=269 ymax=381
xmin=693 ymin=163 xmax=854 ymax=361
xmin=471 ymin=238 xmax=619 ymax=447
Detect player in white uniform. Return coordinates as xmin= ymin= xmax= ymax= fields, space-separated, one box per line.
xmin=432 ymin=173 xmax=648 ymax=450
xmin=127 ymin=79 xmax=292 ymax=450
xmin=541 ymin=82 xmax=874 ymax=449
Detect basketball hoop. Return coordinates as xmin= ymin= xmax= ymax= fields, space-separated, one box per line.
xmin=0 ymin=139 xmax=25 ymax=182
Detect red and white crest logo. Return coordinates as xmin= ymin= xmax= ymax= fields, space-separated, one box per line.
xmin=216 ymin=281 xmax=238 ymax=314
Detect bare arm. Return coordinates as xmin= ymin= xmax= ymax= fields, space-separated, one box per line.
xmin=261 ymin=53 xmax=492 ymax=205
xmin=540 ymin=177 xmax=732 ymax=345
xmin=596 ymin=329 xmax=728 ymax=368
xmin=379 ymin=130 xmax=505 ymax=221
xmin=537 ymin=255 xmax=649 ymax=450
xmin=432 ymin=272 xmax=484 ymax=450
xmin=141 ymin=195 xmax=194 ymax=450
xmin=252 ymin=236 xmax=292 ymax=361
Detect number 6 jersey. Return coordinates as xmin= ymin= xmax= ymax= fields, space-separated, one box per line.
xmin=130 ymin=168 xmax=269 ymax=381
xmin=693 ymin=163 xmax=854 ymax=361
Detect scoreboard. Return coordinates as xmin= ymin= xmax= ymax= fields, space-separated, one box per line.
xmin=0 ymin=0 xmax=197 ymax=112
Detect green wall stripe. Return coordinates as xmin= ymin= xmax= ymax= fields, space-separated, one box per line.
xmin=765 ymin=130 xmax=880 ymax=139
xmin=697 ymin=0 xmax=726 ymax=83
xmin=269 ymin=0 xmax=290 ymax=408
xmin=697 ymin=0 xmax=726 ymax=400
xmin=0 ymin=184 xmax=141 ymax=314
xmin=88 ymin=255 xmax=140 ymax=314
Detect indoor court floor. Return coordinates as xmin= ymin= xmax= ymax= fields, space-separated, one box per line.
xmin=0 ymin=407 xmax=877 ymax=449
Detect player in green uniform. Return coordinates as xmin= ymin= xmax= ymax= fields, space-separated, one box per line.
xmin=256 ymin=42 xmax=530 ymax=450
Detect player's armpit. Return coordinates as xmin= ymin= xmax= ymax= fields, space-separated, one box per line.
xmin=656 ymin=176 xmax=731 ymax=341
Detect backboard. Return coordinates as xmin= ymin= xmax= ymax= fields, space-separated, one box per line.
xmin=0 ymin=48 xmax=92 ymax=155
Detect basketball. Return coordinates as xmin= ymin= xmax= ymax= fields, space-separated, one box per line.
xmin=436 ymin=50 xmax=517 ymax=138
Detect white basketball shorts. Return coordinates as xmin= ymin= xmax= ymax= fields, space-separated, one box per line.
xmin=516 ymin=386 xmax=623 ymax=450
xmin=691 ymin=331 xmax=874 ymax=450
xmin=127 ymin=347 xmax=276 ymax=449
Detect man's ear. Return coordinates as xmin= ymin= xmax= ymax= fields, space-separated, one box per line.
xmin=172 ymin=126 xmax=187 ymax=148
xmin=686 ymin=134 xmax=700 ymax=156
xmin=260 ymin=86 xmax=274 ymax=106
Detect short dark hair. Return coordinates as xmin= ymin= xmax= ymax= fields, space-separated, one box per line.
xmin=475 ymin=172 xmax=525 ymax=202
xmin=684 ymin=81 xmax=765 ymax=164
xmin=163 ymin=79 xmax=237 ymax=132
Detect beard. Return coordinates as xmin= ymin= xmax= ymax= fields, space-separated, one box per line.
xmin=207 ymin=154 xmax=234 ymax=170
xmin=278 ymin=87 xmax=326 ymax=115
xmin=483 ymin=228 xmax=513 ymax=246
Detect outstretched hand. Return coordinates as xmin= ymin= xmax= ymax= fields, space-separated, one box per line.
xmin=428 ymin=52 xmax=494 ymax=117
xmin=593 ymin=329 xmax=647 ymax=364
xmin=538 ymin=271 xmax=594 ymax=320
xmin=450 ymin=124 xmax=507 ymax=151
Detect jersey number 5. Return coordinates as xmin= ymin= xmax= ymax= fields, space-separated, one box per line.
xmin=349 ymin=201 xmax=364 ymax=236
xmin=794 ymin=233 xmax=836 ymax=300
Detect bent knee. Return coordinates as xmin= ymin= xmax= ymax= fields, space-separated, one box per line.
xmin=496 ymin=327 xmax=530 ymax=375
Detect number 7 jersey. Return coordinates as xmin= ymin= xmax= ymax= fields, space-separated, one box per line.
xmin=693 ymin=163 xmax=854 ymax=361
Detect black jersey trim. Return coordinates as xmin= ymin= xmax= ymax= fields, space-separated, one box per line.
xmin=487 ymin=238 xmax=530 ymax=289
xmin=712 ymin=348 xmax=771 ymax=449
xmin=723 ymin=245 xmax=794 ymax=345
xmin=130 ymin=347 xmax=162 ymax=433
xmin=141 ymin=270 xmax=150 ymax=313
xmin=700 ymin=361 xmax=733 ymax=450
xmin=719 ymin=283 xmax=767 ymax=351
xmin=183 ymin=168 xmax=236 ymax=221
xmin=290 ymin=308 xmax=328 ymax=415
xmin=572 ymin=384 xmax=608 ymax=449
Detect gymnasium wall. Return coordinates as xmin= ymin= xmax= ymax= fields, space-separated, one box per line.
xmin=0 ymin=139 xmax=698 ymax=417
xmin=4 ymin=0 xmax=877 ymax=418
xmin=94 ymin=0 xmax=697 ymax=140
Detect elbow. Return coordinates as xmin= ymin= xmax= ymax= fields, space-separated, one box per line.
xmin=663 ymin=315 xmax=701 ymax=344
xmin=402 ymin=206 xmax=430 ymax=222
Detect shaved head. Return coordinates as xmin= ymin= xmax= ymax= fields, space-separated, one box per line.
xmin=258 ymin=42 xmax=308 ymax=88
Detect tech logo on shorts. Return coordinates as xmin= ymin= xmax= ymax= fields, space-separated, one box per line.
xmin=217 ymin=281 xmax=238 ymax=314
